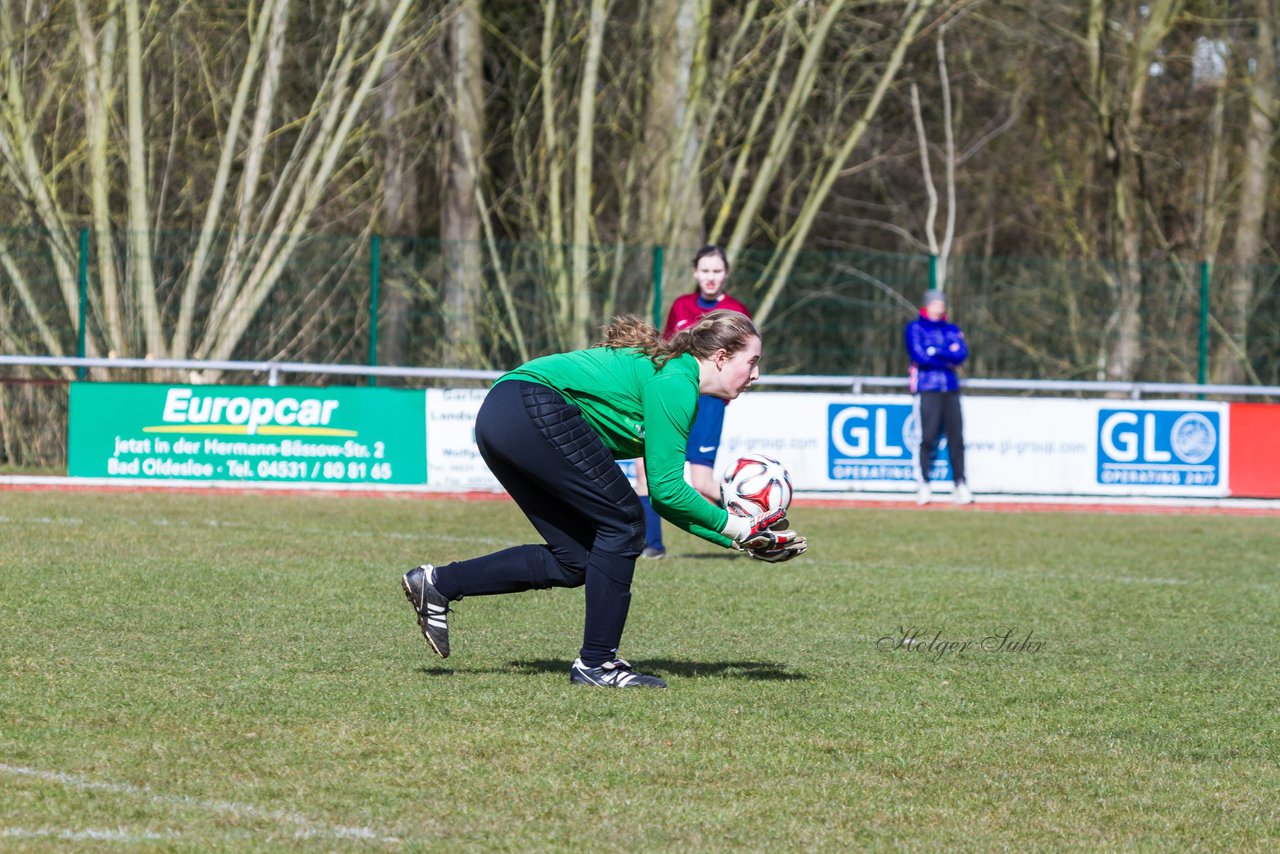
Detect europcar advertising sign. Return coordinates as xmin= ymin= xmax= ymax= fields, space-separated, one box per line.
xmin=69 ymin=383 xmax=426 ymax=484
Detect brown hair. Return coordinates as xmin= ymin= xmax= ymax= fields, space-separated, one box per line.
xmin=691 ymin=245 xmax=729 ymax=294
xmin=692 ymin=245 xmax=729 ymax=272
xmin=599 ymin=310 xmax=760 ymax=368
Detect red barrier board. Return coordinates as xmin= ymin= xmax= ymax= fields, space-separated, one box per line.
xmin=1229 ymin=402 xmax=1280 ymax=497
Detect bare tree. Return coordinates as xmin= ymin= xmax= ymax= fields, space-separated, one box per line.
xmin=568 ymin=0 xmax=610 ymax=348
xmin=74 ymin=0 xmax=122 ymax=358
xmin=8 ymin=0 xmax=1280 ymax=387
xmin=0 ymin=2 xmax=84 ymax=362
xmin=442 ymin=0 xmax=485 ymax=366
xmin=377 ymin=20 xmax=420 ymax=370
xmin=640 ymin=0 xmax=710 ymax=311
xmin=749 ymin=0 xmax=940 ymax=324
xmin=0 ymin=0 xmax=421 ymax=366
xmin=122 ymin=0 xmax=162 ymax=358
xmin=1082 ymin=0 xmax=1185 ymax=381
xmin=1214 ymin=0 xmax=1275 ymax=384
xmin=193 ymin=0 xmax=415 ymax=364
xmin=910 ymin=27 xmax=958 ymax=291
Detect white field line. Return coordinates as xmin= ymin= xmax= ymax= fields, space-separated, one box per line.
xmin=0 ymin=513 xmax=516 ymax=548
xmin=0 ymin=763 xmax=400 ymax=845
xmin=0 ymin=516 xmax=84 ymax=525
xmin=1 ymin=826 xmax=175 ymax=843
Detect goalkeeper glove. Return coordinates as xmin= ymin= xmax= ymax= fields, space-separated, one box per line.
xmin=745 ymin=534 xmax=808 ymax=563
xmin=723 ymin=509 xmax=806 ymax=561
xmin=721 ymin=506 xmax=788 ymax=545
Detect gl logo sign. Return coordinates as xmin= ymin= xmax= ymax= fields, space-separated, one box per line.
xmin=828 ymin=403 xmax=947 ymax=482
xmin=1099 ymin=412 xmax=1172 ymax=462
xmin=830 ymin=406 xmax=908 ymax=458
xmin=1096 ymin=409 xmax=1219 ymax=486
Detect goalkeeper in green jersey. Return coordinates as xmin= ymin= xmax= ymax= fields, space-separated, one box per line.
xmin=401 ymin=310 xmax=806 ymax=688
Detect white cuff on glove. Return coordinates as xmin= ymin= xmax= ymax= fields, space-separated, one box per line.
xmin=721 ymin=513 xmax=754 ymax=542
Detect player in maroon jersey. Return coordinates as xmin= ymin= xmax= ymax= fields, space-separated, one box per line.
xmin=638 ymin=246 xmax=752 ymax=558
xmin=663 ymin=246 xmax=752 ymax=337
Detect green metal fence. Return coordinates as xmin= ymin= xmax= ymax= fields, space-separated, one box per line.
xmin=3 ymin=227 xmax=1280 ymax=468
xmin=3 ymin=228 xmax=1280 ymax=382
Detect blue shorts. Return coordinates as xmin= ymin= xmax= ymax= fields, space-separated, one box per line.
xmin=685 ymin=395 xmax=726 ymax=467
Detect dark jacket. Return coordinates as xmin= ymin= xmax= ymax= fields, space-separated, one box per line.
xmin=905 ymin=310 xmax=968 ymax=393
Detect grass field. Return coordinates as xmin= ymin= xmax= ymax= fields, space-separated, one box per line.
xmin=2 ymin=488 xmax=1278 ymax=851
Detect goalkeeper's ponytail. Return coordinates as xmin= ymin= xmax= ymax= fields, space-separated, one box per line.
xmin=663 ymin=310 xmax=759 ymax=366
xmin=598 ymin=311 xmax=759 ymax=368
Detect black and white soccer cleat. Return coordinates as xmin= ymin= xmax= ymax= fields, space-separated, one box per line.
xmin=402 ymin=565 xmax=451 ymax=658
xmin=569 ymin=657 xmax=667 ymax=688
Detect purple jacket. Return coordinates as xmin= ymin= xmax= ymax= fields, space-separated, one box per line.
xmin=905 ymin=310 xmax=968 ymax=393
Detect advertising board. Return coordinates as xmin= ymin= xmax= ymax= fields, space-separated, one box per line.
xmin=66 ymin=382 xmax=1260 ymax=499
xmin=69 ymin=383 xmax=426 ymax=485
xmin=1227 ymin=402 xmax=1280 ymax=498
xmin=424 ymin=388 xmax=501 ymax=490
xmin=720 ymin=393 xmax=1230 ymax=498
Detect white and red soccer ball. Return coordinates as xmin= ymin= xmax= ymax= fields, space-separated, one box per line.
xmin=721 ymin=453 xmax=793 ymax=518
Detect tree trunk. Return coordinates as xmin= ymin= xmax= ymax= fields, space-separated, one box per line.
xmin=377 ymin=44 xmax=416 ymax=368
xmin=198 ymin=0 xmax=413 ymax=364
xmin=724 ymin=0 xmax=850 ymax=265
xmin=1214 ymin=0 xmax=1275 ymax=384
xmin=75 ymin=0 xmax=125 ymax=356
xmin=641 ymin=0 xmax=707 ymax=315
xmin=172 ymin=0 xmax=285 ymax=359
xmin=1089 ymin=0 xmax=1183 ymax=382
xmin=442 ymin=0 xmax=484 ymax=368
xmin=539 ymin=1 xmax=571 ymax=346
xmin=123 ymin=0 xmax=163 ymax=358
xmin=569 ymin=0 xmax=609 ymax=349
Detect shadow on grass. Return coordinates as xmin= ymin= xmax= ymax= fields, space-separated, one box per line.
xmin=415 ymin=660 xmax=805 ymax=681
xmin=414 ymin=660 xmax=803 ymax=686
xmin=508 ymin=658 xmax=806 ymax=681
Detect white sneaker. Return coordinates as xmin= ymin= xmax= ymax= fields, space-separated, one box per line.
xmin=915 ymin=484 xmax=932 ymax=505
xmin=953 ymin=483 xmax=974 ymax=505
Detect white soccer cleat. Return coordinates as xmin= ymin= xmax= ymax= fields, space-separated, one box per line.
xmin=915 ymin=484 xmax=932 ymax=505
xmin=953 ymin=483 xmax=974 ymax=505
xmin=570 ymin=658 xmax=667 ymax=688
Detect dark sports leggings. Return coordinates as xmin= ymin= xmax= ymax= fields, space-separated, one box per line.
xmin=430 ymin=380 xmax=645 ymax=666
xmin=918 ymin=390 xmax=966 ymax=485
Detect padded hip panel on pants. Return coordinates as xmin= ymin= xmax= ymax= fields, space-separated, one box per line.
xmin=517 ymin=386 xmax=640 ymax=522
xmin=522 ymin=384 xmax=629 ymax=487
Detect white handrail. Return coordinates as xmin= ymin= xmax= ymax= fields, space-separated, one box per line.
xmin=2 ymin=354 xmax=1279 ymax=399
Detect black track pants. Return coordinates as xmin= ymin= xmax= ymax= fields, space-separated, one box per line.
xmin=430 ymin=380 xmax=645 ymax=666
xmin=917 ymin=390 xmax=966 ymax=485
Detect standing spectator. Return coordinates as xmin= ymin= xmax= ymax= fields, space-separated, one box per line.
xmin=637 ymin=245 xmax=752 ymax=558
xmin=905 ymin=288 xmax=972 ymax=505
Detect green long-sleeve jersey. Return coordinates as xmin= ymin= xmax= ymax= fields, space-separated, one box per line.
xmin=498 ymin=346 xmax=732 ymax=547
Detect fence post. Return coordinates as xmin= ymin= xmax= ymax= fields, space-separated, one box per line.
xmin=369 ymin=234 xmax=381 ymax=387
xmin=1197 ymin=259 xmax=1209 ymax=387
xmin=651 ymin=245 xmax=664 ymax=329
xmin=77 ymin=227 xmax=89 ymax=380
